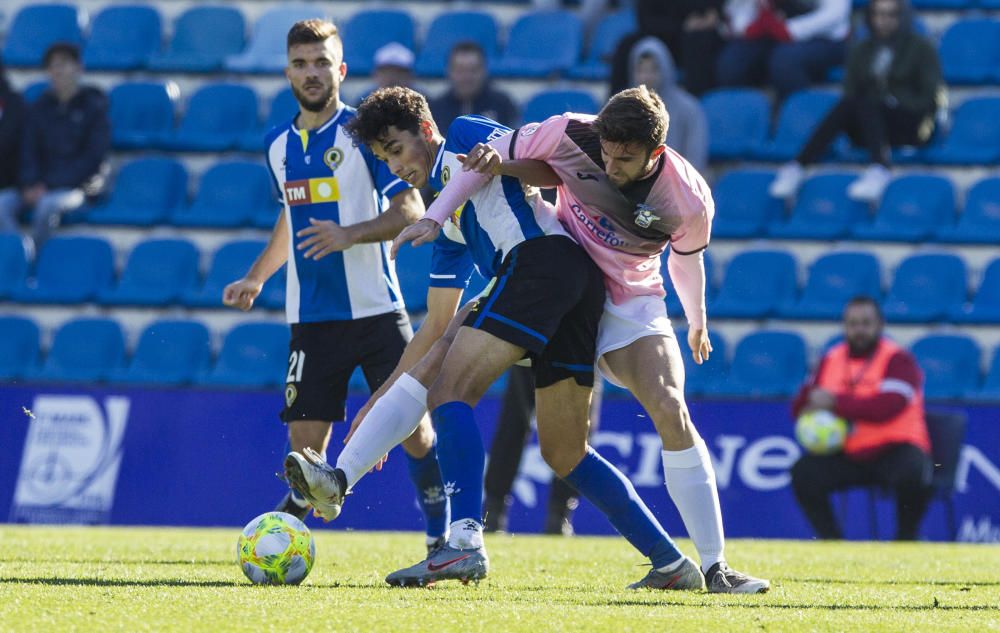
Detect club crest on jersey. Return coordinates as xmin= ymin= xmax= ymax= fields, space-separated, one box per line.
xmin=324 ymin=147 xmax=344 ymax=171
xmin=285 ymin=384 xmax=297 ymax=407
xmin=442 ymin=165 xmax=450 ymax=185
xmin=634 ymin=203 xmax=660 ymax=229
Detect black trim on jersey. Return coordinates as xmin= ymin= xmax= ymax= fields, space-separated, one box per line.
xmin=670 ymin=243 xmax=709 ymax=256
xmin=619 ymin=153 xmax=665 ymax=208
xmin=565 ymin=119 xmax=605 ymax=170
xmin=509 ymin=127 xmax=520 ymax=159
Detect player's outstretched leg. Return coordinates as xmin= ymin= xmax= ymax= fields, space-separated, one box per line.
xmin=284 ymin=447 xmax=347 ymax=521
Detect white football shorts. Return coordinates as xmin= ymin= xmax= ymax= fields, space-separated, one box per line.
xmin=596 ymin=294 xmax=677 ymax=388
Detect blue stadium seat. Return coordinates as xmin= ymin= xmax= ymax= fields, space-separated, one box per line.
xmin=768 ymin=173 xmax=867 ymax=240
xmin=415 ymin=12 xmax=499 ymax=77
xmin=256 ymin=265 xmax=287 ymax=310
xmin=85 ymin=158 xmax=187 ymax=226
xmin=0 ymin=316 xmax=40 ymax=380
xmin=394 ymin=244 xmax=432 ymax=312
xmin=182 ymin=240 xmax=271 ymax=308
xmin=201 ymin=322 xmax=289 ymax=388
xmin=912 ymin=334 xmax=981 ymax=400
xmin=11 ymin=236 xmax=113 ymax=304
xmin=974 ymin=347 xmax=1000 ymax=401
xmin=342 ymin=10 xmax=416 ymax=76
xmin=492 ymin=10 xmax=583 ymax=78
xmin=910 ymin=0 xmax=976 ymax=7
xmin=567 ymin=9 xmax=637 ymax=80
xmin=710 ymin=250 xmax=798 ymax=319
xmin=28 ymin=318 xmax=125 ymax=383
xmin=22 ymin=81 xmax=49 ymax=104
xmin=0 ymin=233 xmax=29 ymax=300
xmin=148 ymin=6 xmax=246 ymax=73
xmin=252 ymin=205 xmax=284 ymax=231
xmin=777 ymin=252 xmax=881 ymax=320
xmin=83 ymin=5 xmax=161 ymax=70
xmin=753 ymin=90 xmax=839 ymax=161
xmin=949 ymin=258 xmax=1000 ymax=324
xmin=2 ymin=4 xmax=82 ymax=67
xmin=675 ymin=328 xmax=728 ymax=397
xmin=711 ymin=169 xmax=782 ymax=238
xmin=702 ymin=89 xmax=770 ymax=160
xmin=158 ymin=83 xmax=259 ymax=152
xmin=521 ymin=89 xmax=599 ymax=124
xmin=171 ymin=161 xmax=273 ymax=228
xmin=713 ymin=331 xmax=807 ymax=397
xmin=225 ymin=6 xmax=325 ymax=73
xmin=851 ymin=174 xmax=955 ymax=242
xmin=110 ymin=320 xmax=212 ymax=386
xmin=97 ymin=239 xmax=200 ymax=307
xmin=108 ymin=82 xmax=178 ymax=150
xmin=922 ymin=98 xmax=1000 ymax=165
xmin=935 ymin=177 xmax=1000 ymax=244
xmin=239 ymin=87 xmax=298 ymax=153
xmin=938 ymin=19 xmax=1000 ymax=85
xmin=664 ymin=250 xmax=716 ymax=318
xmin=883 ymin=254 xmax=967 ymax=323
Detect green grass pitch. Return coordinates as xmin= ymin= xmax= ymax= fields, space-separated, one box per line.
xmin=1 ymin=525 xmax=998 ymax=632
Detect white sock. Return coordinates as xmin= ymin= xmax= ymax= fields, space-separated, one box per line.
xmin=655 ymin=556 xmax=687 ymax=574
xmin=335 ymin=372 xmax=428 ymax=488
xmin=661 ymin=436 xmax=726 ymax=573
xmin=447 ymin=519 xmax=484 ymax=550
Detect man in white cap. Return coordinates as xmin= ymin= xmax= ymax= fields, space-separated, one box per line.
xmin=373 ymin=42 xmax=416 ymax=90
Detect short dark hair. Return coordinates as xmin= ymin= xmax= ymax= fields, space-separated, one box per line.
xmin=592 ymin=85 xmax=669 ymax=154
xmin=346 ymin=86 xmax=436 ymax=146
xmin=43 ymin=42 xmax=80 ymax=67
xmin=287 ymin=19 xmax=343 ymax=60
xmin=845 ymin=295 xmax=884 ymax=320
xmin=449 ymin=41 xmax=486 ymax=61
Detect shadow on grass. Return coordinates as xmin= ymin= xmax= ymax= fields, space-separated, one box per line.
xmin=0 ymin=558 xmax=232 ymax=566
xmin=0 ymin=577 xmax=244 ymax=588
xmin=604 ymin=599 xmax=1000 ymax=612
xmin=796 ymin=577 xmax=1000 ymax=587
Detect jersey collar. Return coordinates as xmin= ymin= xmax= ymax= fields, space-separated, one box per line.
xmin=430 ymin=141 xmax=447 ymax=186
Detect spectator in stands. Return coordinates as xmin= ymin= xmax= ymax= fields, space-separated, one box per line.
xmin=769 ymin=0 xmax=944 ymax=202
xmin=790 ymin=295 xmax=933 ymax=540
xmin=356 ymin=42 xmax=419 ymax=105
xmin=428 ymin=41 xmax=517 ymax=136
xmin=716 ymin=0 xmax=850 ymax=100
xmin=0 ymin=43 xmax=109 ymax=251
xmin=0 ymin=57 xmax=27 ymax=235
xmin=628 ymin=37 xmax=708 ymax=171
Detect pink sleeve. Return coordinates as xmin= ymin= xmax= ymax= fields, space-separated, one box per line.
xmin=423 ymin=167 xmax=492 ymax=225
xmin=509 ymin=116 xmax=568 ymax=161
xmin=667 ymin=250 xmax=707 ymax=329
xmin=670 ymin=195 xmax=713 ymax=255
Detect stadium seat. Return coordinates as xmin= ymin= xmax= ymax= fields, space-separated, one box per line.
xmin=710 ymin=250 xmax=798 ymax=319
xmin=148 ymin=6 xmax=246 ymax=73
xmin=713 ymin=331 xmax=807 ymax=397
xmin=82 ymin=5 xmax=161 ymax=70
xmin=252 ymin=205 xmax=284 ymax=231
xmin=85 ymin=158 xmax=188 ymax=226
xmin=416 ymin=12 xmax=500 ymax=78
xmin=171 ymin=161 xmax=273 ymax=228
xmin=97 ymin=239 xmax=200 ymax=307
xmin=910 ymin=0 xmax=975 ymax=7
xmin=768 ymin=172 xmax=867 ymax=240
xmin=110 ymin=320 xmax=212 ymax=386
xmin=922 ymin=98 xmax=1000 ymax=165
xmin=851 ymin=174 xmax=955 ymax=242
xmin=393 ymin=244 xmax=432 ymax=311
xmin=675 ymin=328 xmax=729 ymax=397
xmin=911 ymin=334 xmax=981 ymax=400
xmin=567 ymin=9 xmax=637 ymax=80
xmin=108 ymin=82 xmax=179 ymax=150
xmin=22 ymin=81 xmax=48 ymax=104
xmin=182 ymin=240 xmax=275 ymax=308
xmin=0 ymin=233 xmax=29 ymax=299
xmin=0 ymin=316 xmax=40 ymax=380
xmin=949 ymin=258 xmax=1000 ymax=324
xmin=974 ymin=347 xmax=1000 ymax=401
xmin=664 ymin=250 xmax=716 ymax=318
xmin=201 ymin=322 xmax=289 ymax=388
xmin=777 ymin=252 xmax=882 ymax=320
xmin=521 ymin=89 xmax=599 ymax=124
xmin=882 ymin=254 xmax=967 ymax=323
xmin=342 ymin=10 xmax=416 ymax=76
xmin=711 ymin=169 xmax=782 ymax=238
xmin=2 ymin=4 xmax=83 ymax=67
xmin=28 ymin=318 xmax=125 ymax=383
xmin=702 ymin=89 xmax=770 ymax=160
xmin=256 ymin=265 xmax=287 ymax=310
xmin=938 ymin=19 xmax=1000 ymax=85
xmin=935 ymin=177 xmax=1000 ymax=244
xmin=492 ymin=10 xmax=583 ymax=78
xmin=10 ymin=236 xmax=113 ymax=304
xmin=225 ymin=5 xmax=325 ymax=73
xmin=239 ymin=88 xmax=299 ymax=153
xmin=158 ymin=83 xmax=259 ymax=152
xmin=752 ymin=90 xmax=839 ymax=162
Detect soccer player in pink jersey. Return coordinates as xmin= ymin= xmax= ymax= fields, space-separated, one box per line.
xmin=408 ymin=86 xmax=769 ymax=593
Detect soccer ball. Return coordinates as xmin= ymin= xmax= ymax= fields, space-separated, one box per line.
xmin=795 ymin=410 xmax=848 ymax=455
xmin=237 ymin=511 xmax=315 ymax=585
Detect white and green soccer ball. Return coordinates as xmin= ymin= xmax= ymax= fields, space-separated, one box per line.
xmin=795 ymin=410 xmax=849 ymax=455
xmin=237 ymin=511 xmax=315 ymax=585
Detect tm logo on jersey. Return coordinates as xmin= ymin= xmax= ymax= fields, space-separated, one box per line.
xmin=284 ymin=177 xmax=340 ymax=206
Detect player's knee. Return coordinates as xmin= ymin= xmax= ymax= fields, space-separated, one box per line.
xmin=540 ymin=441 xmax=586 ymax=478
xmin=649 ymin=387 xmax=689 ymax=429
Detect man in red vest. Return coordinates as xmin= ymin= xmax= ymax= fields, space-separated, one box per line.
xmin=790 ymin=295 xmax=933 ymax=540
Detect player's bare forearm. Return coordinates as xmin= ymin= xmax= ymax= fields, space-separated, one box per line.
xmin=344 ymin=188 xmax=426 ymax=244
xmin=499 ymin=159 xmax=563 ymax=188
xmin=247 ymin=211 xmax=289 ymax=282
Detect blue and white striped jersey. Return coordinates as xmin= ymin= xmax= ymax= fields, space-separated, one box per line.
xmin=265 ymin=105 xmax=411 ymax=324
xmin=427 ymin=115 xmax=566 ymax=290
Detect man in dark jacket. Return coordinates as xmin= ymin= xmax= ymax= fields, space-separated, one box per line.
xmin=428 ymin=42 xmax=517 ymax=136
xmin=769 ymin=0 xmax=945 ymax=202
xmin=0 ymin=56 xmax=27 ymax=234
xmin=0 ymin=43 xmax=110 ymax=250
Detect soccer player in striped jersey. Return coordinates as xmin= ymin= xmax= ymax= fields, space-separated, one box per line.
xmin=221 ymin=20 xmax=448 ymax=553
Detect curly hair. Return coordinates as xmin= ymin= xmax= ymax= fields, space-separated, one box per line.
xmin=592 ymin=85 xmax=669 ymax=155
xmin=345 ymin=86 xmax=436 ymax=146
